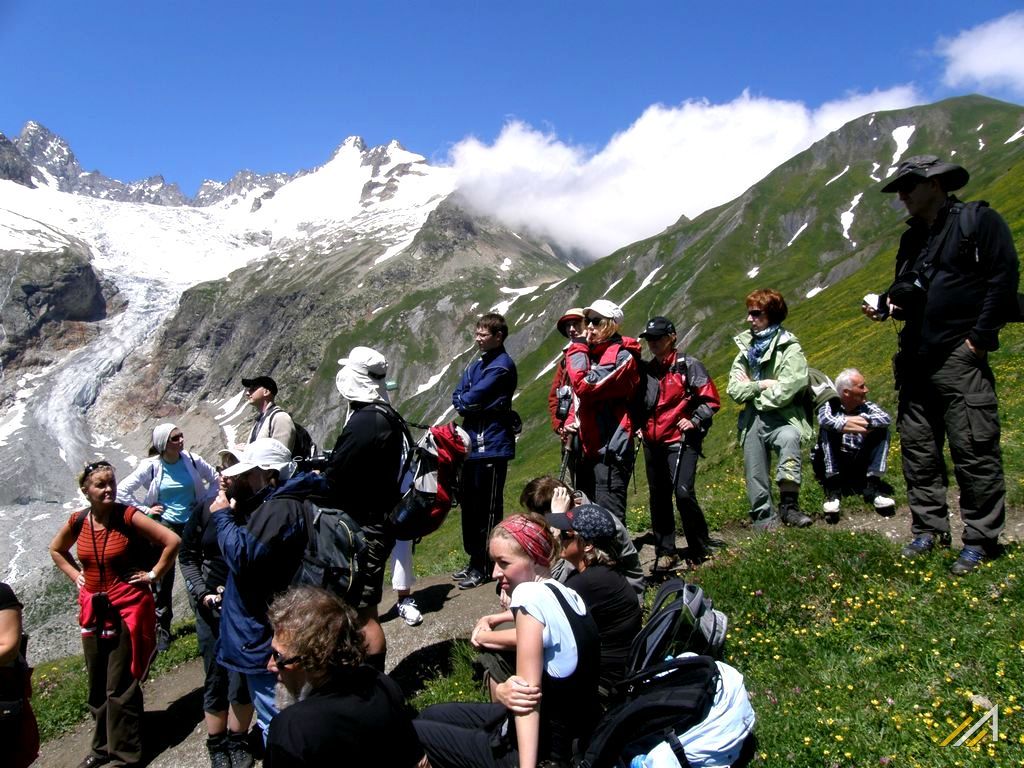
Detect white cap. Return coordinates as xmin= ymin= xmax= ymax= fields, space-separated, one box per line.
xmin=220 ymin=438 xmax=296 ymax=480
xmin=584 ymin=299 xmax=624 ymax=324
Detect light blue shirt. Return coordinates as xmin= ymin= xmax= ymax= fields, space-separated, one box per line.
xmin=158 ymin=457 xmax=197 ymax=524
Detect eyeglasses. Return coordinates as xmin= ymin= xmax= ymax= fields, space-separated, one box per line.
xmin=169 ymin=434 xmax=184 ymax=442
xmin=894 ymin=176 xmax=925 ymax=195
xmin=585 ymin=316 xmax=604 ymax=326
xmin=270 ymin=649 xmax=303 ymax=668
xmin=746 ymin=309 xmax=764 ymax=318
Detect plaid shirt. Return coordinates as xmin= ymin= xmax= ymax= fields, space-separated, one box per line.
xmin=817 ymin=400 xmax=891 ymax=473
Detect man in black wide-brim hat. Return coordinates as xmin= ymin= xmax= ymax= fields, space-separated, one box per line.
xmin=865 ymin=154 xmax=1020 ymax=575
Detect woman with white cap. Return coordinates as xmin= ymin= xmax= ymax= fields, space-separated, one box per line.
xmin=563 ymin=299 xmax=641 ymax=523
xmin=326 ymin=347 xmax=409 ymax=671
xmin=117 ymin=423 xmax=219 ymax=651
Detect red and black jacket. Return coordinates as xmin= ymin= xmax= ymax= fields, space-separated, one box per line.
xmin=642 ymin=351 xmax=720 ymax=444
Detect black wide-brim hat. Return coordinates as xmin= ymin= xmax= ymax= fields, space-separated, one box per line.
xmin=880 ymin=154 xmax=969 ymax=193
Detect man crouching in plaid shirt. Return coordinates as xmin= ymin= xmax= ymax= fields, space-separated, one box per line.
xmin=812 ymin=368 xmax=895 ymax=524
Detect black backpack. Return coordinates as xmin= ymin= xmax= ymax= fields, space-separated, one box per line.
xmin=955 ymin=200 xmax=1024 ymax=322
xmin=630 ymin=354 xmax=715 ymax=435
xmin=575 ymin=655 xmax=720 ymax=768
xmin=291 ymin=500 xmax=367 ymax=601
xmin=627 ymin=578 xmax=728 ymax=674
xmin=268 ymin=409 xmax=317 ymax=459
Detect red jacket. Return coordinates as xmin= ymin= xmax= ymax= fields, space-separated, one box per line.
xmin=642 ymin=351 xmax=720 ymax=444
xmin=564 ymin=334 xmax=641 ymax=461
xmin=547 ymin=353 xmax=574 ymax=433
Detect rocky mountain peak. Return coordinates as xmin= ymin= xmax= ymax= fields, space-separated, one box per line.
xmin=16 ymin=120 xmax=81 ymax=187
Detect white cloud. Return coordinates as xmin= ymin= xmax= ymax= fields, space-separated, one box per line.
xmin=938 ymin=12 xmax=1024 ymax=95
xmin=447 ymin=86 xmax=919 ymax=258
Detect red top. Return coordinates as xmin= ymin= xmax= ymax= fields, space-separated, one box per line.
xmin=72 ymin=505 xmax=141 ymax=593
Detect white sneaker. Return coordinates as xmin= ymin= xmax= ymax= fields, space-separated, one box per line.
xmin=822 ymin=498 xmax=840 ymax=515
xmin=873 ymin=494 xmax=896 ymax=516
xmin=397 ymin=597 xmax=423 ymax=626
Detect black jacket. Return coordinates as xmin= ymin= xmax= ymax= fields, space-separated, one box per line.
xmin=891 ymin=197 xmax=1019 ymax=360
xmin=325 ymin=402 xmax=406 ymax=525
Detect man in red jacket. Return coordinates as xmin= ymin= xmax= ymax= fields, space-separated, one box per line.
xmin=564 ymin=299 xmax=640 ymax=523
xmin=639 ymin=316 xmax=722 ymax=573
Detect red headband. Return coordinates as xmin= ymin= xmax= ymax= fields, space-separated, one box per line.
xmin=497 ymin=515 xmax=552 ymax=568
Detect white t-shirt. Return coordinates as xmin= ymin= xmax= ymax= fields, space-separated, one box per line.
xmin=509 ymin=579 xmax=588 ymax=679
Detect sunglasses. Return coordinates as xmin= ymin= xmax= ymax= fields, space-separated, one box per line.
xmin=746 ymin=309 xmax=764 ymax=318
xmin=82 ymin=460 xmax=113 ymax=476
xmin=270 ymin=649 xmax=303 ymax=668
xmin=169 ymin=434 xmax=185 ymax=442
xmin=585 ymin=316 xmax=605 ymax=326
xmin=559 ymin=530 xmax=576 ymax=542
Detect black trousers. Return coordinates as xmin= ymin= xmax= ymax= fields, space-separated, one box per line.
xmin=460 ymin=460 xmax=508 ymax=575
xmin=643 ymin=436 xmax=710 ymax=557
xmin=575 ymin=453 xmax=634 ymax=525
xmin=153 ymin=520 xmax=186 ymax=636
xmin=414 ymin=702 xmax=517 ymax=768
xmin=898 ymin=343 xmax=1006 ymax=545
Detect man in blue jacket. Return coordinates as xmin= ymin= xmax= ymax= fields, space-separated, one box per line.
xmin=451 ymin=313 xmax=518 ymax=589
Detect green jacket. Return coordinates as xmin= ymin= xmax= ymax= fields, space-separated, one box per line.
xmin=727 ymin=327 xmax=812 ymax=444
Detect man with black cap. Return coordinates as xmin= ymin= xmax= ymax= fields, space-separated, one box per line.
xmin=547 ymin=307 xmax=585 ymax=483
xmin=638 ymin=316 xmax=721 ymax=573
xmin=242 ymin=375 xmax=296 ymax=452
xmin=869 ymin=154 xmax=1019 ymax=574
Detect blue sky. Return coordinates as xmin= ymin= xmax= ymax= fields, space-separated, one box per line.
xmin=2 ymin=2 xmax=1023 ymax=255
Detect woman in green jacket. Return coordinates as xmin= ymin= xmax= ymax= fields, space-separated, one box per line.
xmin=727 ymin=289 xmax=813 ymax=530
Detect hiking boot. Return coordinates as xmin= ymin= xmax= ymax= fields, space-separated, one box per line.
xmin=75 ymin=756 xmax=112 ymax=768
xmin=702 ymin=536 xmax=727 ymax=551
xmin=871 ymin=494 xmax=896 ymax=517
xmin=226 ymin=730 xmax=255 ymax=768
xmin=452 ymin=563 xmax=473 ymax=580
xmin=900 ymin=532 xmax=952 ymax=558
xmin=751 ymin=514 xmax=780 ymax=532
xmin=949 ymin=542 xmax=1002 ymax=576
xmin=156 ymin=626 xmax=172 ymax=653
xmin=651 ymin=553 xmax=680 ymax=574
xmin=822 ymin=495 xmax=841 ymax=525
xmin=458 ymin=568 xmax=487 ymax=590
xmin=207 ymin=734 xmax=231 ymax=768
xmin=779 ymin=502 xmax=813 ymax=528
xmin=397 ymin=597 xmax=423 ymax=626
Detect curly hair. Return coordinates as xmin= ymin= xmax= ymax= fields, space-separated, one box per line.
xmin=580 ymin=540 xmax=618 ymax=569
xmin=746 ymin=288 xmax=788 ymax=325
xmin=268 ymin=586 xmax=365 ymax=672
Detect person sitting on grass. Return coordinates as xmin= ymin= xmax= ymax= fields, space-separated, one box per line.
xmin=264 ymin=586 xmax=428 ymax=768
xmin=812 ymin=368 xmax=896 ymax=524
xmin=415 ymin=514 xmax=600 ymax=768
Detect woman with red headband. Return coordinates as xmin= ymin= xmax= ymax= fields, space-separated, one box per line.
xmin=414 ymin=513 xmax=601 ymax=768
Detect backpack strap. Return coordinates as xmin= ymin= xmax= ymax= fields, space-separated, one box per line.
xmin=365 ymin=402 xmax=417 ymax=484
xmin=70 ymin=508 xmax=90 ymax=538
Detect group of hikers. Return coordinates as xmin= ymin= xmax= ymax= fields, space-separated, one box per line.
xmin=2 ymin=152 xmax=1012 ymax=768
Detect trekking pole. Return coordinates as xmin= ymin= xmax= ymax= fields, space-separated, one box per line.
xmin=558 ymin=442 xmax=572 ymax=483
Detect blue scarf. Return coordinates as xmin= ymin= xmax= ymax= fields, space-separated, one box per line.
xmin=746 ymin=325 xmax=780 ymax=380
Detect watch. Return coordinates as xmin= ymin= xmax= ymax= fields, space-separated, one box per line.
xmin=147 ymin=570 xmax=158 ymax=582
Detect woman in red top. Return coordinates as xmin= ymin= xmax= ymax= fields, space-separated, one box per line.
xmin=49 ymin=460 xmax=180 ymax=768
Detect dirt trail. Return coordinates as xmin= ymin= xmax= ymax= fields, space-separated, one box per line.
xmin=37 ymin=504 xmax=1022 ymax=767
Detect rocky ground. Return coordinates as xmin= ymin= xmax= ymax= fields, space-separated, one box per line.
xmin=38 ymin=503 xmax=1022 ymax=767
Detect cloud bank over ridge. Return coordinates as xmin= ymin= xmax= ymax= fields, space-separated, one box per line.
xmin=449 ymin=87 xmax=920 ymax=259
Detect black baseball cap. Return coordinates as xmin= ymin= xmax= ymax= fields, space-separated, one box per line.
xmin=639 ymin=316 xmax=676 ymax=339
xmin=241 ymin=375 xmax=278 ymax=397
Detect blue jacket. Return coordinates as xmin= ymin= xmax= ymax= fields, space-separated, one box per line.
xmin=214 ymin=485 xmax=307 ymax=675
xmin=452 ymin=347 xmax=517 ymax=461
